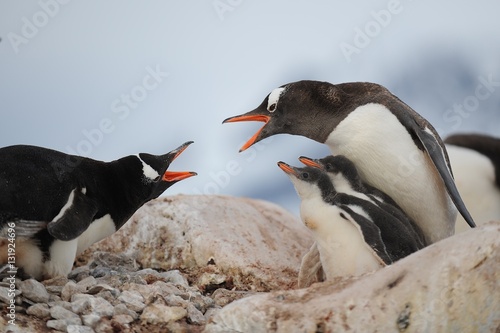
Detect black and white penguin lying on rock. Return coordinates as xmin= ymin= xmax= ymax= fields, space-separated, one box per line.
xmin=0 ymin=141 xmax=196 ymax=280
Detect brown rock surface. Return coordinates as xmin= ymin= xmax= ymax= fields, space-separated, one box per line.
xmin=205 ymin=221 xmax=500 ymax=333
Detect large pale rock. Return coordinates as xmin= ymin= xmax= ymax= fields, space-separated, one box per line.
xmin=81 ymin=195 xmax=313 ymax=291
xmin=205 ymin=221 xmax=500 ymax=333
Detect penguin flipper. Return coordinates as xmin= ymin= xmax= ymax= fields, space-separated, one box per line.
xmin=340 ymin=205 xmax=393 ymax=265
xmin=47 ymin=189 xmax=98 ymax=241
xmin=414 ymin=127 xmax=476 ymax=228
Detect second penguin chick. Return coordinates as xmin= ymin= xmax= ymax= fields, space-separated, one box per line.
xmin=278 ymin=162 xmax=389 ymax=279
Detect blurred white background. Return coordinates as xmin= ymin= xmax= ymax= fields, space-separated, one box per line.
xmin=1 ymin=1 xmax=499 ymax=215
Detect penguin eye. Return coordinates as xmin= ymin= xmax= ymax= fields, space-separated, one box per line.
xmin=268 ymin=103 xmax=277 ymax=113
xmin=153 ymin=176 xmax=160 ymax=182
xmin=301 ymin=172 xmax=309 ymax=179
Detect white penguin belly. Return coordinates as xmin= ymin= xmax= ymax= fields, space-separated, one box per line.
xmin=446 ymin=145 xmax=500 ymax=233
xmin=44 ymin=239 xmax=78 ymax=279
xmin=301 ymin=198 xmax=384 ymax=279
xmin=76 ymin=214 xmax=116 ymax=255
xmin=326 ymin=103 xmax=456 ymax=243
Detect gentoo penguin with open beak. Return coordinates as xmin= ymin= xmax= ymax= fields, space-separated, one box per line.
xmin=444 ymin=133 xmax=500 ymax=233
xmin=0 ymin=141 xmax=196 ymax=280
xmin=223 ymin=80 xmax=476 ymax=244
xmin=277 ymin=162 xmax=389 ymax=279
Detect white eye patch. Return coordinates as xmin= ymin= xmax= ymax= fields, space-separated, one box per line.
xmin=137 ymin=155 xmax=160 ymax=181
xmin=267 ymin=87 xmax=286 ymax=112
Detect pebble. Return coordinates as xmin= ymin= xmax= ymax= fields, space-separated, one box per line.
xmin=67 ymin=325 xmax=96 ymax=333
xmin=117 ymin=290 xmax=146 ymax=312
xmin=187 ymin=303 xmax=206 ymax=325
xmin=19 ymin=278 xmax=50 ymax=303
xmin=71 ymin=294 xmax=114 ymax=317
xmin=140 ymin=304 xmax=187 ymax=325
xmin=5 ymin=250 xmax=238 ymax=331
xmin=61 ymin=281 xmax=86 ymax=302
xmin=76 ymin=276 xmax=97 ymax=290
xmin=26 ymin=303 xmax=51 ymax=319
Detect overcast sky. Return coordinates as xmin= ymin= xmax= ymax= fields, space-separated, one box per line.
xmin=1 ymin=1 xmax=499 ymax=216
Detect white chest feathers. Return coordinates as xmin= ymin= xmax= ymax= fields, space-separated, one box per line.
xmin=326 ymin=103 xmax=455 ymax=243
xmin=300 ymin=196 xmax=385 ymax=279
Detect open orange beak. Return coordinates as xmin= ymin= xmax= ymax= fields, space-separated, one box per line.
xmin=222 ymin=114 xmax=271 ymax=152
xmin=162 ymin=141 xmax=197 ymax=182
xmin=162 ymin=171 xmax=197 ymax=182
xmin=298 ymin=156 xmax=322 ymax=168
xmin=277 ymin=161 xmax=298 ymax=176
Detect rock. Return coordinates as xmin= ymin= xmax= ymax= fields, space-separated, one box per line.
xmin=211 ymin=288 xmax=257 ymax=307
xmin=298 ymin=242 xmax=325 ymax=288
xmin=186 ymin=303 xmax=205 ymax=325
xmin=68 ymin=265 xmax=91 ymax=281
xmin=112 ymin=314 xmax=135 ymax=326
xmin=50 ymin=304 xmax=81 ymax=322
xmin=0 ymin=286 xmax=20 ymax=304
xmin=76 ymin=276 xmax=97 ymax=290
xmin=122 ymin=281 xmax=184 ymax=305
xmin=67 ymin=325 xmax=95 ymax=333
xmin=61 ymin=281 xmax=86 ymax=302
xmin=159 ymin=270 xmax=190 ymax=288
xmin=90 ymin=251 xmax=139 ymax=272
xmin=196 ymin=270 xmax=228 ymax=293
xmin=81 ymin=195 xmax=312 ymax=291
xmin=48 ymin=300 xmax=73 ymax=311
xmin=205 ymin=221 xmax=500 ymax=333
xmin=163 ymin=294 xmax=189 ymax=308
xmin=46 ymin=285 xmax=64 ymax=295
xmin=113 ymin=303 xmax=139 ymax=320
xmin=82 ymin=313 xmax=101 ymax=327
xmin=117 ymin=290 xmax=146 ymax=312
xmin=71 ymin=294 xmax=114 ymax=317
xmin=26 ymin=303 xmax=50 ymax=319
xmin=19 ymin=279 xmax=50 ymax=303
xmin=140 ymin=304 xmax=187 ymax=325
xmin=42 ymin=275 xmax=69 ymax=287
xmin=47 ymin=319 xmax=70 ymax=331
xmin=48 ymin=305 xmax=82 ymax=331
xmin=204 ymin=307 xmax=222 ymax=322
xmin=87 ymin=283 xmax=117 ymax=296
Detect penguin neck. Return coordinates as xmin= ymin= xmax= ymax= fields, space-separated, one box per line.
xmin=103 ymin=156 xmax=152 ymax=227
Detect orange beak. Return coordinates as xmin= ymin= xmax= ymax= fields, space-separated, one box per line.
xmin=277 ymin=161 xmax=297 ymax=176
xmin=298 ymin=156 xmax=322 ymax=168
xmin=162 ymin=141 xmax=197 ymax=182
xmin=222 ymin=114 xmax=271 ymax=152
xmin=162 ymin=171 xmax=197 ymax=182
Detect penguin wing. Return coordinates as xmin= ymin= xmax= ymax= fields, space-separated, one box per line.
xmin=340 ymin=205 xmax=393 ymax=265
xmin=408 ymin=122 xmax=476 ymax=228
xmin=47 ymin=189 xmax=99 ymax=241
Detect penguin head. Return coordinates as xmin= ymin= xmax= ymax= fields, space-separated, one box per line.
xmin=277 ymin=161 xmax=334 ymax=201
xmin=223 ymin=80 xmax=355 ymax=152
xmin=136 ymin=141 xmax=197 ymax=200
xmin=299 ymin=155 xmax=364 ymax=192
